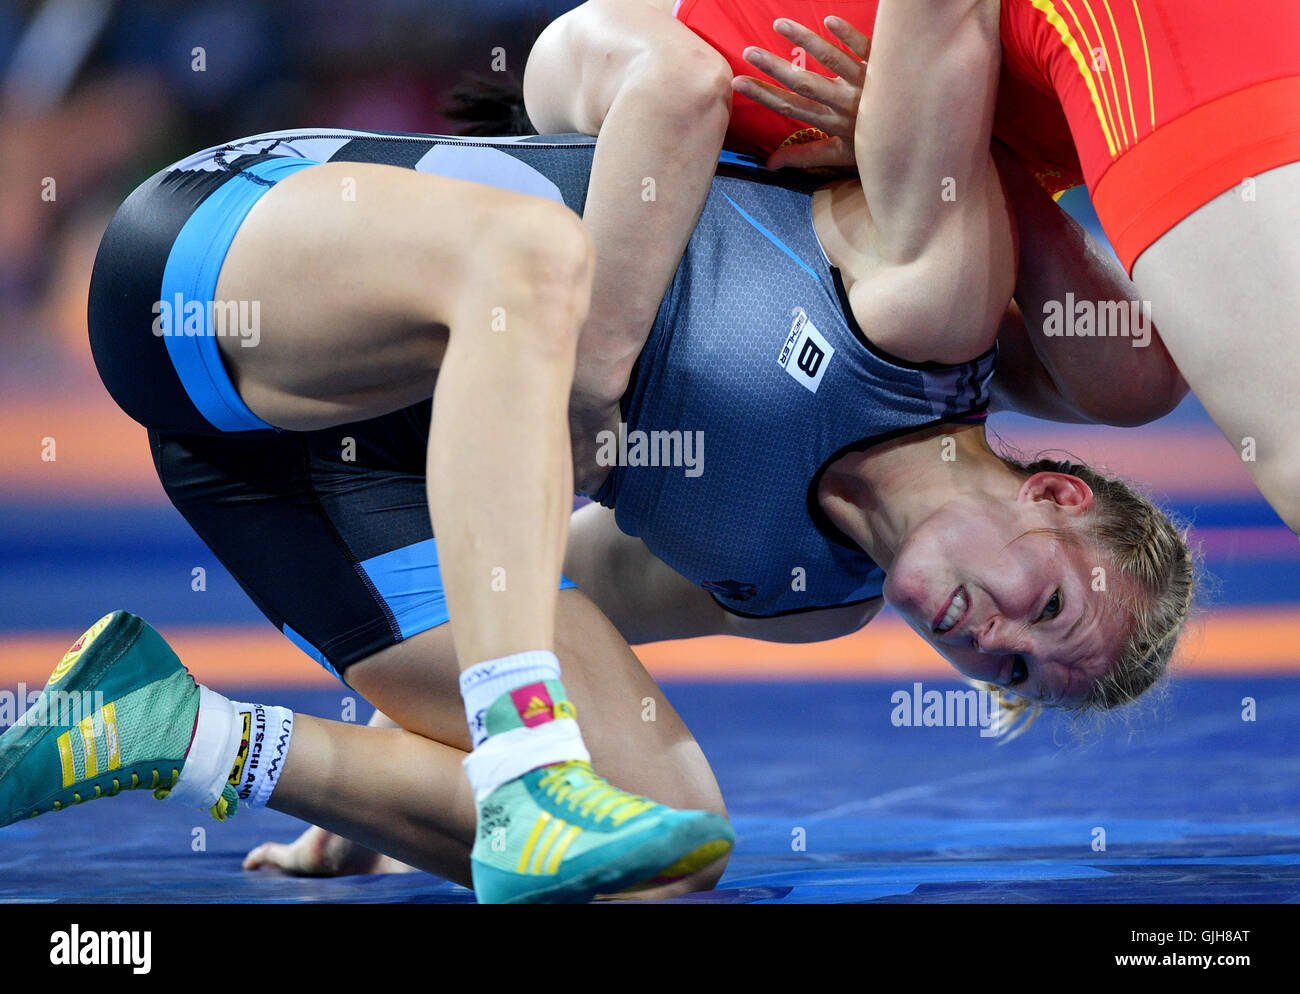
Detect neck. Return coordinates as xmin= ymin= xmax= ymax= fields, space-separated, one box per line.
xmin=818 ymin=423 xmax=1022 ymax=568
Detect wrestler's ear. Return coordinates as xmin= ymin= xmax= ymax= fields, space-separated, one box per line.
xmin=1019 ymin=471 xmax=1093 ymax=514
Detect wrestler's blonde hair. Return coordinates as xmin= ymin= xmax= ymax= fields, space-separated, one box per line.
xmin=979 ymin=456 xmax=1197 ymax=742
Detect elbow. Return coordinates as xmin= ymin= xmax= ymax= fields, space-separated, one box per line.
xmin=1071 ymin=365 xmax=1189 ymax=427
xmin=1131 ymin=365 xmax=1190 ymax=424
xmin=633 ymin=44 xmax=733 ymax=122
xmin=1096 ymin=376 xmax=1189 ymax=427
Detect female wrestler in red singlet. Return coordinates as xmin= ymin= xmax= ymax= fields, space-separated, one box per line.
xmin=684 ymin=0 xmax=1300 ymax=536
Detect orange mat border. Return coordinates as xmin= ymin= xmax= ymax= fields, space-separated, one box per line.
xmin=0 ymin=396 xmax=1263 ymax=500
xmin=1 ymin=608 xmax=1296 ymax=689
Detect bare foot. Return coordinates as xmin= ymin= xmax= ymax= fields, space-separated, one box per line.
xmin=243 ymin=824 xmax=417 ymax=877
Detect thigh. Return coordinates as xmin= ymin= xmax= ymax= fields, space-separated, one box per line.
xmin=211 ymin=161 xmax=577 ymax=430
xmin=1132 ymin=161 xmax=1300 ymax=524
xmin=347 ymin=589 xmax=727 ymax=817
xmin=153 ymin=415 xmax=725 ymax=815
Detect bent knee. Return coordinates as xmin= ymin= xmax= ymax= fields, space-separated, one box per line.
xmin=1251 ymin=457 xmax=1300 ymax=535
xmin=651 ymin=741 xmax=729 ymax=821
xmin=464 ymin=197 xmax=593 ymax=352
xmin=486 ymin=197 xmax=594 ymax=296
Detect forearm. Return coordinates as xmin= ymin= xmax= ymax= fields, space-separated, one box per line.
xmin=576 ymin=57 xmax=730 ymax=400
xmin=997 ymin=147 xmax=1187 ymax=425
xmin=524 ymin=0 xmax=731 ymax=408
xmin=988 ymin=301 xmax=1095 ymax=423
xmin=564 ymin=502 xmax=727 ymax=644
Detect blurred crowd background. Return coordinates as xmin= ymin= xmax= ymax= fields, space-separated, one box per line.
xmin=0 ymin=0 xmax=570 ymax=394
xmin=0 ymin=3 xmax=1293 ymax=910
xmin=0 ymin=0 xmax=1291 ymax=668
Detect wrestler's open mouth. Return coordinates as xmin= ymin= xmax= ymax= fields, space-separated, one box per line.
xmin=933 ymin=585 xmax=969 ymax=635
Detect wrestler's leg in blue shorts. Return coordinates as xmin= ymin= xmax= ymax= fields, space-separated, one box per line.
xmin=88 ymin=130 xmax=586 ymax=679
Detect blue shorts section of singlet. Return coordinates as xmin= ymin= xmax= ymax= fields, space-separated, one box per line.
xmin=281 ymin=537 xmax=579 ymax=679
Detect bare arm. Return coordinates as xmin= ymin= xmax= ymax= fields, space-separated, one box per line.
xmin=842 ymin=1 xmax=1013 ymax=365
xmin=524 ymin=0 xmax=731 ymax=488
xmin=990 ymin=143 xmax=1188 ymax=425
xmin=727 ymin=21 xmax=1187 ymax=424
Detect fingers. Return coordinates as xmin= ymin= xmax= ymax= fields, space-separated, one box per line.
xmin=732 ymin=72 xmax=842 ymax=134
xmin=766 ymin=136 xmax=856 ymax=172
xmin=741 ymin=45 xmax=840 ymax=108
xmin=771 ymin=17 xmax=866 ymax=85
xmin=243 ymin=841 xmax=295 ymax=872
xmin=824 ymin=15 xmax=873 ymax=66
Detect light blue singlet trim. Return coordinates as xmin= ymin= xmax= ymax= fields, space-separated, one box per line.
xmin=720 ymin=191 xmax=821 ymax=281
xmin=281 ymin=537 xmax=580 ymax=683
xmin=159 ymin=157 xmax=319 ymax=432
xmin=281 ymin=623 xmax=348 ymax=686
xmin=358 ymin=537 xmax=579 ymax=642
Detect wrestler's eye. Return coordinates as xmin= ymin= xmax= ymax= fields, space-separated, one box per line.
xmin=1009 ymin=655 xmax=1029 ymax=686
xmin=1036 ymin=589 xmax=1062 ymax=622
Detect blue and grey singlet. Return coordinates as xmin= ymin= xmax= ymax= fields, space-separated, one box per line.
xmin=92 ymin=128 xmax=995 ymax=618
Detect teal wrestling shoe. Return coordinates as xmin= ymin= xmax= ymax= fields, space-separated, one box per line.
xmin=0 ymin=611 xmax=238 ymax=827
xmin=469 ymin=680 xmax=733 ymax=904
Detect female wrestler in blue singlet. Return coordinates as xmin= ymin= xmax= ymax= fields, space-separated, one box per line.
xmin=2 ymin=13 xmax=1193 ymax=898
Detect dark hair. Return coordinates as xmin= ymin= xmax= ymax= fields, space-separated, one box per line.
xmin=442 ymin=72 xmax=538 ymax=136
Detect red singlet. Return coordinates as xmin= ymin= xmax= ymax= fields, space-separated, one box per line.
xmin=675 ymin=0 xmax=1084 ymax=196
xmin=677 ymin=0 xmax=1300 ymax=271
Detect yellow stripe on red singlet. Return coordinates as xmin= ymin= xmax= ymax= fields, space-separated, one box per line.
xmin=1130 ymin=0 xmax=1156 ymax=128
xmin=1098 ymin=0 xmax=1139 ymax=138
xmin=1029 ymin=0 xmax=1119 ymax=157
xmin=1075 ymin=0 xmax=1132 ymax=145
xmin=1060 ymin=0 xmax=1127 ymax=148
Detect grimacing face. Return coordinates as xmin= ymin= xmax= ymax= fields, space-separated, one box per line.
xmin=881 ymin=474 xmax=1131 ymax=706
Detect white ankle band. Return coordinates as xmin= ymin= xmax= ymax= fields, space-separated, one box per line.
xmin=461 ymin=718 xmax=589 ymax=803
xmin=169 ymin=686 xmax=241 ymax=808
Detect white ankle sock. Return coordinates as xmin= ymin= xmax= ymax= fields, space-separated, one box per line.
xmin=461 ymin=718 xmax=590 ymax=803
xmin=459 ymin=650 xmax=562 ymax=748
xmin=458 ymin=650 xmax=591 ymax=801
xmin=168 ymin=688 xmax=294 ymax=811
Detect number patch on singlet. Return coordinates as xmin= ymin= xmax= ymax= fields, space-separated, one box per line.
xmin=778 ymin=310 xmax=834 ymax=393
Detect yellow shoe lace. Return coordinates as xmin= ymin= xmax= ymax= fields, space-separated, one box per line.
xmin=34 ymin=768 xmax=180 ymax=817
xmin=537 ymin=760 xmax=655 ymax=826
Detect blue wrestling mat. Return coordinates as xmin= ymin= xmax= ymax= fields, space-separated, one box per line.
xmin=2 ymin=677 xmax=1295 ymax=904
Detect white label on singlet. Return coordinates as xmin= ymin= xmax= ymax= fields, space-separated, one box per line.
xmin=778 ymin=310 xmax=834 ymax=393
